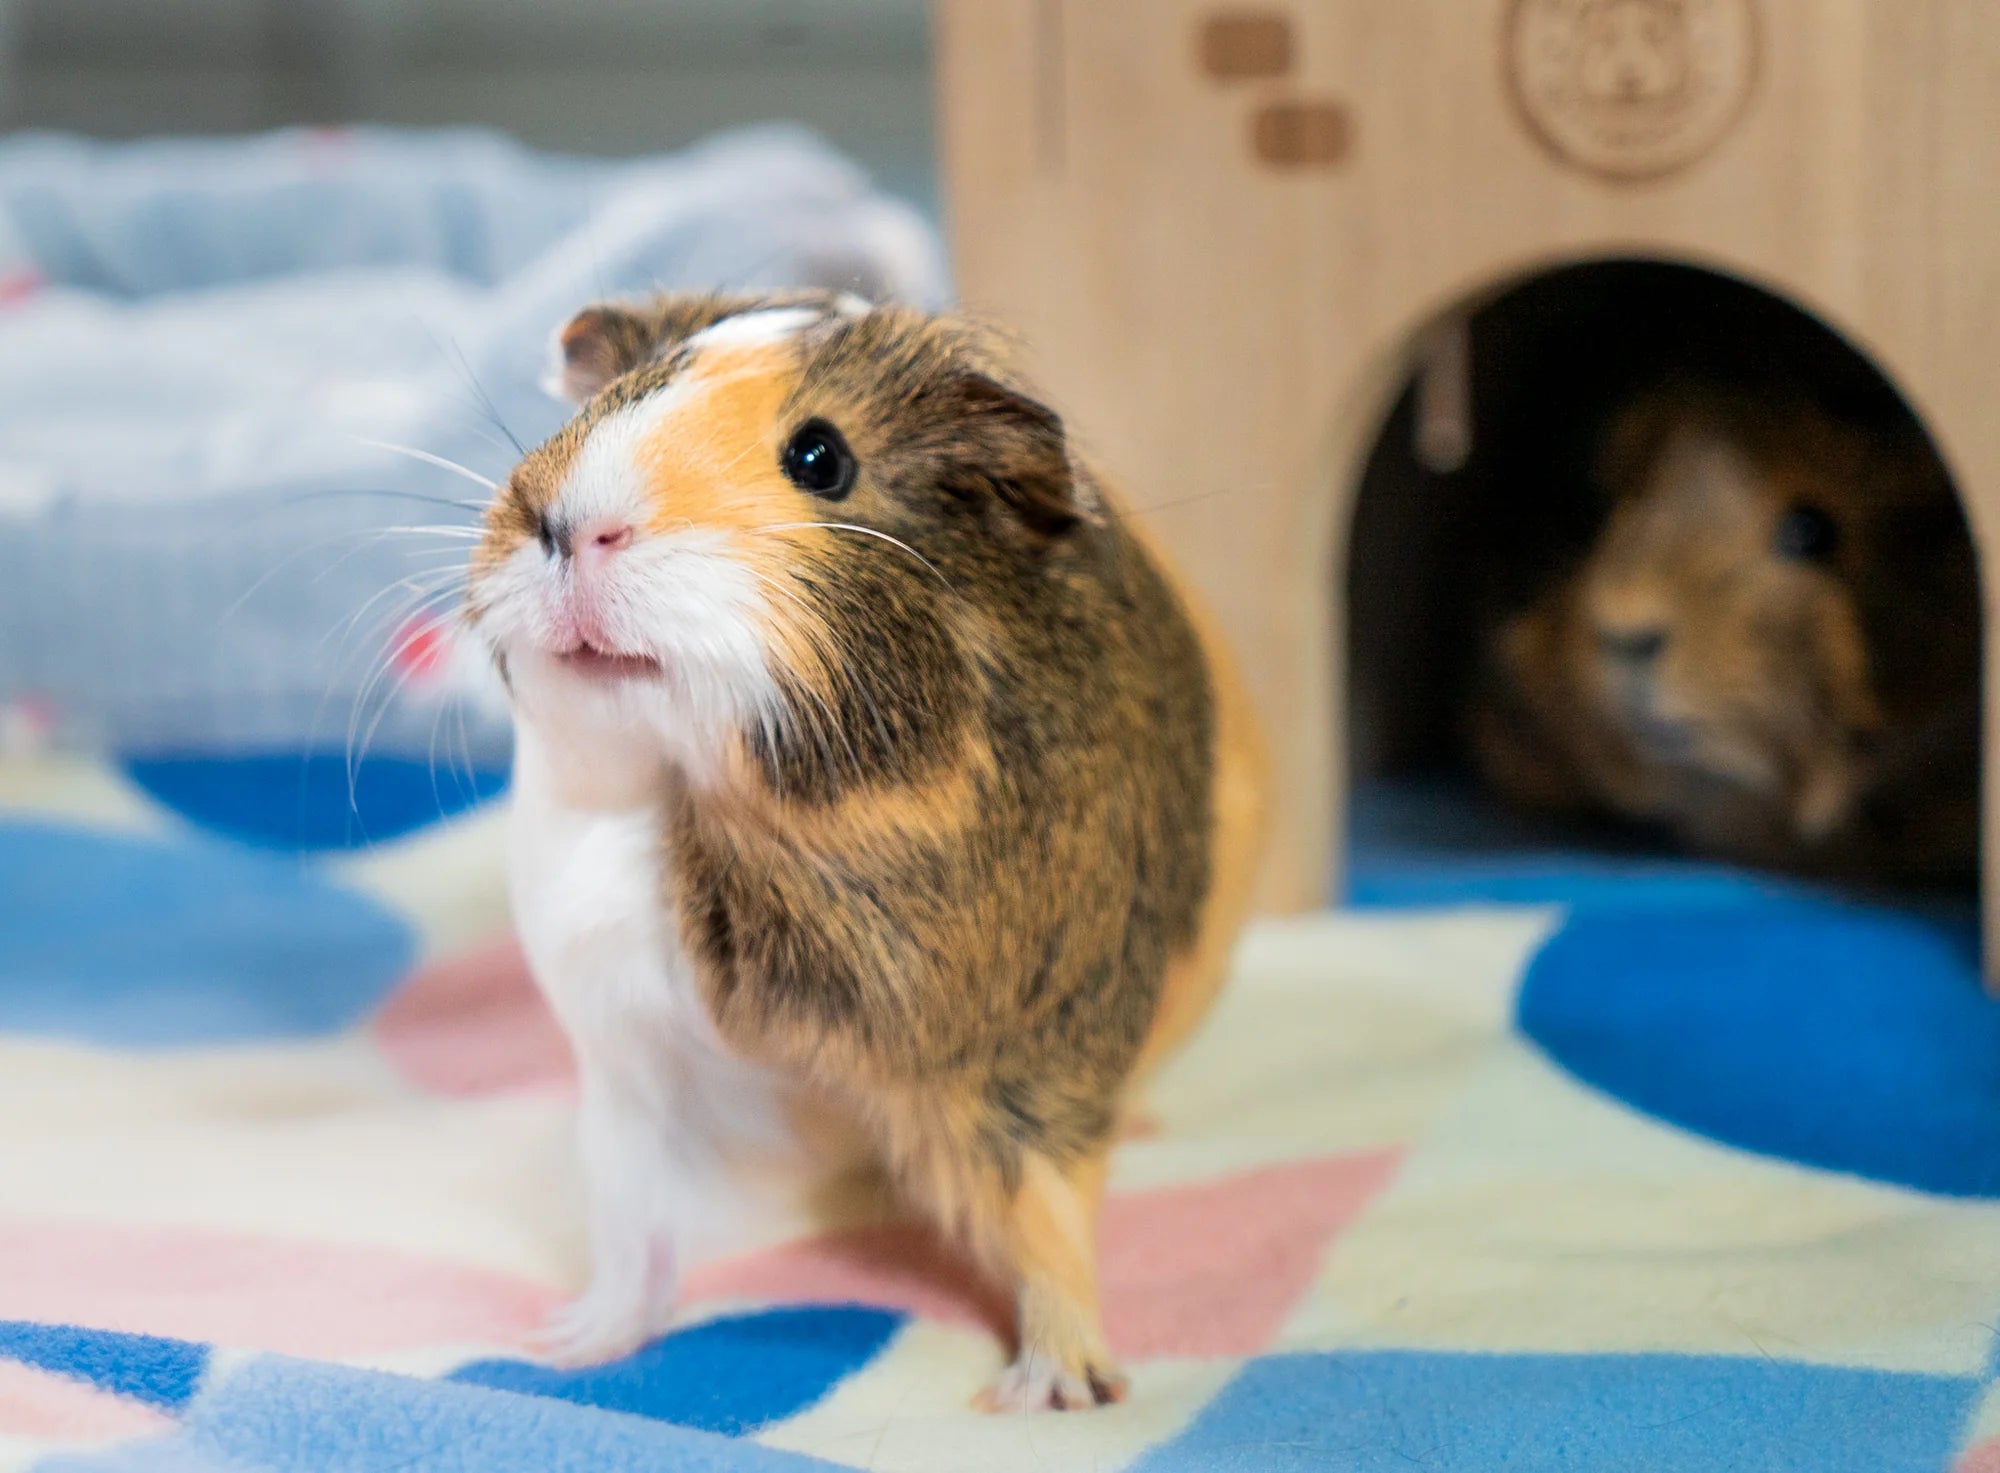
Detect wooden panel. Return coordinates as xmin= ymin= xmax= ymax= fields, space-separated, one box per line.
xmin=1921 ymin=0 xmax=2000 ymax=972
xmin=931 ymin=0 xmax=1046 ymax=295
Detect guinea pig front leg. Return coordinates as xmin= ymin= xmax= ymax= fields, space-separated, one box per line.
xmin=535 ymin=1067 xmax=683 ymax=1366
xmin=970 ymin=1148 xmax=1127 ymax=1413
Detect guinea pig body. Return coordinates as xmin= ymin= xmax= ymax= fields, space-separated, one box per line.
xmin=1471 ymin=383 xmax=1977 ymax=882
xmin=470 ymin=292 xmax=1267 ymax=1409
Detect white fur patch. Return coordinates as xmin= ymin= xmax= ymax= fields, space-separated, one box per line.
xmin=480 ymin=546 xmax=779 ymax=786
xmin=482 ymin=303 xmax=855 ymax=1362
xmin=471 ymin=359 xmax=786 ymax=785
xmin=684 ymin=306 xmax=821 ymax=352
xmin=556 ymin=382 xmax=698 ymax=530
xmin=506 ymin=722 xmax=814 ymax=1359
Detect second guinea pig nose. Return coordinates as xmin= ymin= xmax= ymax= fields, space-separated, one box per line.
xmin=1596 ymin=624 xmax=1669 ymax=667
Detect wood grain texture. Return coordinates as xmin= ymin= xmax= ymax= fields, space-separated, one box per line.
xmin=935 ymin=0 xmax=1999 ymax=962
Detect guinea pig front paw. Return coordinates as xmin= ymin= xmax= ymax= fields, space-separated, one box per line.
xmin=974 ymin=1346 xmax=1129 ymax=1413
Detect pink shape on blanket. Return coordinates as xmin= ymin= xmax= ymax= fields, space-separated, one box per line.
xmin=0 ymin=1361 xmax=170 ymax=1438
xmin=1957 ymin=1436 xmax=2000 ymax=1473
xmin=0 ymin=1217 xmax=558 ymax=1358
xmin=685 ymin=1149 xmax=1403 ymax=1359
xmin=371 ymin=936 xmax=576 ymax=1098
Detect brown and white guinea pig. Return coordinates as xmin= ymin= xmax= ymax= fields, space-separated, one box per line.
xmin=1470 ymin=382 xmax=1978 ymax=883
xmin=465 ymin=290 xmax=1267 ymax=1410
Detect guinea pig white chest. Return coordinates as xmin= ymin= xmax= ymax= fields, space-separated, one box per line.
xmin=506 ymin=755 xmax=707 ymax=1054
xmin=505 ymin=723 xmax=815 ymax=1267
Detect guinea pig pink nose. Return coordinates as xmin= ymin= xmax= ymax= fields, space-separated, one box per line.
xmin=1597 ymin=625 xmax=1668 ymax=667
xmin=577 ymin=519 xmax=635 ymax=559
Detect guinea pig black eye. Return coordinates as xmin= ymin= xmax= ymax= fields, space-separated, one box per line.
xmin=1773 ymin=504 xmax=1840 ymax=563
xmin=780 ymin=419 xmax=857 ymax=500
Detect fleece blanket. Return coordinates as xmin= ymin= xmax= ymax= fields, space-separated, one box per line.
xmin=1 ymin=757 xmax=1998 ymax=1473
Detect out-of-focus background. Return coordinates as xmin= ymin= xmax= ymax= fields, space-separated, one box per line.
xmin=0 ymin=0 xmax=944 ymax=848
xmin=0 ymin=0 xmax=936 ymax=208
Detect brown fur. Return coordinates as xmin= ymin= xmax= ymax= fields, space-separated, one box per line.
xmin=477 ymin=292 xmax=1268 ymax=1407
xmin=1470 ymin=383 xmax=1977 ymax=883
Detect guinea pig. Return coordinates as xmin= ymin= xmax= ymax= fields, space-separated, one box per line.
xmin=466 ymin=290 xmax=1267 ymax=1410
xmin=1469 ymin=382 xmax=1978 ymax=883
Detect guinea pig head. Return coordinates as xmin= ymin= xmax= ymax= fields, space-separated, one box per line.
xmin=467 ymin=292 xmax=1083 ymax=786
xmin=1569 ymin=399 xmax=1893 ymax=840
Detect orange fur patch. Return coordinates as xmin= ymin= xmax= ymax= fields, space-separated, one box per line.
xmin=632 ymin=345 xmax=808 ymax=539
xmin=627 ymin=344 xmax=866 ymax=704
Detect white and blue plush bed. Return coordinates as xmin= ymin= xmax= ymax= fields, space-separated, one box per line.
xmin=0 ymin=123 xmax=943 ymax=765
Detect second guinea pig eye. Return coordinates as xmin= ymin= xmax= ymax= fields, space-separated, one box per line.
xmin=780 ymin=419 xmax=857 ymax=500
xmin=1772 ymin=504 xmax=1840 ymax=563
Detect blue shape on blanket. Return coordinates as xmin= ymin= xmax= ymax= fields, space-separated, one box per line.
xmin=450 ymin=1306 xmax=903 ymax=1435
xmin=1135 ymin=1349 xmax=1975 ymax=1473
xmin=9 ymin=1329 xmax=861 ymax=1473
xmin=1518 ymin=897 xmax=2000 ymax=1197
xmin=4 ymin=1311 xmax=894 ymax=1471
xmin=0 ymin=1322 xmax=205 ymax=1412
xmin=122 ymin=752 xmax=509 ymax=853
xmin=0 ymin=820 xmax=414 ymax=1046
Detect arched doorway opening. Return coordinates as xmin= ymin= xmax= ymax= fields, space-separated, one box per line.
xmin=1342 ymin=259 xmax=1981 ymax=902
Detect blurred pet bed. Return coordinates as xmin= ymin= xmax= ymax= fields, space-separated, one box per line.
xmin=0 ymin=753 xmax=1998 ymax=1471
xmin=0 ymin=123 xmax=945 ymax=816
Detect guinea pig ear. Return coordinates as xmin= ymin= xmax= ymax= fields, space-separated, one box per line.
xmin=947 ymin=373 xmax=1083 ymax=536
xmin=545 ymin=304 xmax=664 ymax=404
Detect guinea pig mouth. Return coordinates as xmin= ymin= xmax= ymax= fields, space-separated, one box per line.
xmin=1626 ymin=713 xmax=1702 ymax=762
xmin=553 ymin=641 xmax=663 ymax=680
xmin=1609 ymin=691 xmax=1698 ymax=758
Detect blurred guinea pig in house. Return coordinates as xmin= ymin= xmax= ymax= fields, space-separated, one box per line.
xmin=1470 ymin=382 xmax=1978 ymax=883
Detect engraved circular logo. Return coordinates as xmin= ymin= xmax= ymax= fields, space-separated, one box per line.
xmin=1506 ymin=0 xmax=1758 ymax=181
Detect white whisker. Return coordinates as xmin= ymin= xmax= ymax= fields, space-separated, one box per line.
xmin=341 ymin=582 xmax=469 ymax=789
xmin=364 ymin=523 xmax=484 ymax=540
xmin=355 ymin=438 xmax=501 ymax=492
xmin=219 ymin=523 xmax=471 ymax=626
xmin=749 ymin=522 xmax=954 ymax=591
xmin=323 ymin=571 xmax=467 ymax=655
